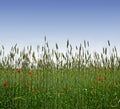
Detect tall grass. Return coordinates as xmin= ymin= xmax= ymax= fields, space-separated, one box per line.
xmin=0 ymin=37 xmax=120 ymax=109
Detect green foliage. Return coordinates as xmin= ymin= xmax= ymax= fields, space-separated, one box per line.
xmin=0 ymin=38 xmax=120 ymax=109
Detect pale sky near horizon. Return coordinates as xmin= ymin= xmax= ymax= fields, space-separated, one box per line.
xmin=0 ymin=0 xmax=120 ymax=55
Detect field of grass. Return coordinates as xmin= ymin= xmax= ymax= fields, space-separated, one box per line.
xmin=0 ymin=38 xmax=120 ymax=109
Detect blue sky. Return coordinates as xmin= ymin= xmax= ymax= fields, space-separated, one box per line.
xmin=0 ymin=0 xmax=120 ymax=55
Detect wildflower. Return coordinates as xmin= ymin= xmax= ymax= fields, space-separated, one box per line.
xmin=28 ymin=71 xmax=32 ymax=75
xmin=98 ymin=77 xmax=102 ymax=81
xmin=4 ymin=82 xmax=8 ymax=87
xmin=56 ymin=90 xmax=60 ymax=95
xmin=26 ymin=85 xmax=30 ymax=89
xmin=17 ymin=69 xmax=21 ymax=73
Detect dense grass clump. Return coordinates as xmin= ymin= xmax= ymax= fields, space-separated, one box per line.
xmin=0 ymin=38 xmax=120 ymax=109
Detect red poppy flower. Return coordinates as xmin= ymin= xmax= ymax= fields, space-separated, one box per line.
xmin=4 ymin=82 xmax=8 ymax=87
xmin=17 ymin=69 xmax=21 ymax=73
xmin=98 ymin=77 xmax=102 ymax=81
xmin=56 ymin=90 xmax=60 ymax=95
xmin=28 ymin=71 xmax=32 ymax=75
xmin=26 ymin=85 xmax=30 ymax=89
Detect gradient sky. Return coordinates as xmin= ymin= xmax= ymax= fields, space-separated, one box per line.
xmin=0 ymin=0 xmax=120 ymax=55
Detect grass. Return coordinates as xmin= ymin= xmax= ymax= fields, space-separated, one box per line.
xmin=0 ymin=38 xmax=120 ymax=109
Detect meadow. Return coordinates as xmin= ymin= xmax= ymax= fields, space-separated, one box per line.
xmin=0 ymin=38 xmax=120 ymax=109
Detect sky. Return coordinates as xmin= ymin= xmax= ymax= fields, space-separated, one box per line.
xmin=0 ymin=0 xmax=120 ymax=55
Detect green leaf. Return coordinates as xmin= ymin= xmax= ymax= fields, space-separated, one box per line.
xmin=13 ymin=96 xmax=25 ymax=101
